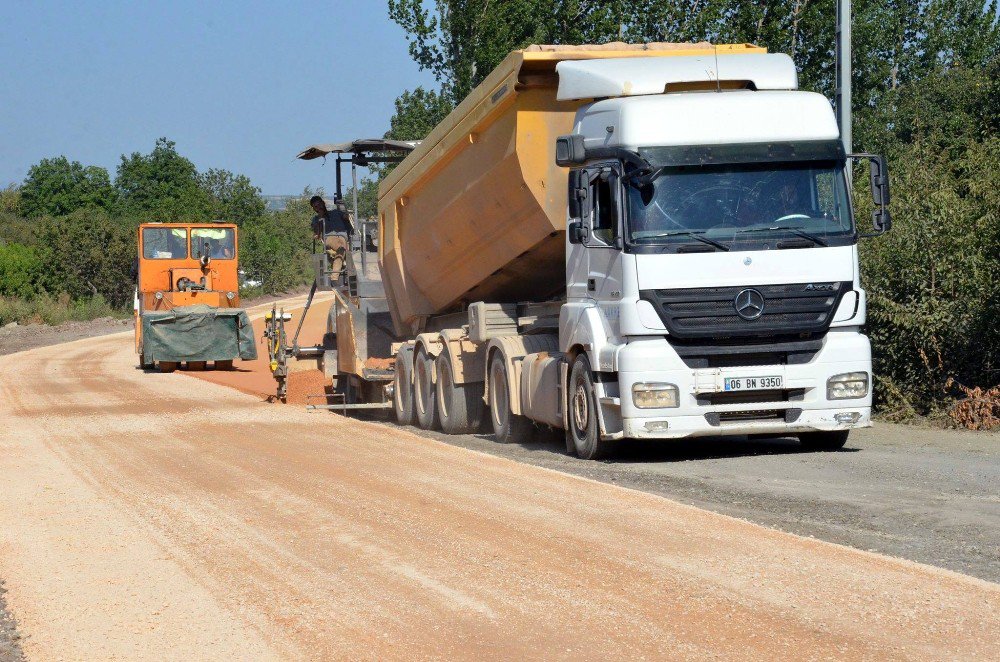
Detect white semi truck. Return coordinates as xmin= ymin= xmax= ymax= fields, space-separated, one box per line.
xmin=296 ymin=43 xmax=890 ymax=460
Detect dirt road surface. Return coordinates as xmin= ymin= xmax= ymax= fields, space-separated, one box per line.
xmin=1 ymin=300 xmax=998 ymax=659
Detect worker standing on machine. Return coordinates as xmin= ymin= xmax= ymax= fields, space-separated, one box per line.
xmin=310 ymin=195 xmax=353 ymax=287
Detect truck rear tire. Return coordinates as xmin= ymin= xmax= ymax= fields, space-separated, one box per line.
xmin=798 ymin=430 xmax=850 ymax=451
xmin=413 ymin=347 xmax=440 ymax=430
xmin=436 ymin=352 xmax=484 ymax=434
xmin=567 ymin=354 xmax=613 ymax=460
xmin=488 ymin=353 xmax=533 ymax=444
xmin=215 ymin=360 xmax=234 ymax=371
xmin=393 ymin=346 xmax=416 ymax=426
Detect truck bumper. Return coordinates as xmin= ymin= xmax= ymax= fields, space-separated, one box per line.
xmin=613 ymin=330 xmax=872 ymax=440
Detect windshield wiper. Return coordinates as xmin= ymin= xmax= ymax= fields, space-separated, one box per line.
xmin=638 ymin=230 xmax=730 ymax=251
xmin=736 ymin=225 xmax=828 ymax=247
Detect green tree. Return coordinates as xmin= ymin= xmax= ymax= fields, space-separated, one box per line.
xmin=240 ymin=193 xmax=315 ymax=294
xmin=0 ymin=184 xmax=21 ymax=216
xmin=386 ymin=87 xmax=455 ymax=140
xmin=199 ymin=168 xmax=267 ymax=226
xmin=35 ymin=209 xmax=137 ymax=308
xmin=388 ymin=0 xmax=622 ymax=103
xmin=20 ymin=157 xmax=115 ymax=218
xmin=115 ymin=138 xmax=211 ymax=221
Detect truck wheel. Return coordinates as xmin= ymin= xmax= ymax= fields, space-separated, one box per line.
xmin=215 ymin=360 xmax=234 ymax=371
xmin=187 ymin=361 xmax=207 ymax=371
xmin=393 ymin=346 xmax=416 ymax=426
xmin=158 ymin=361 xmax=178 ymax=373
xmin=413 ymin=347 xmax=440 ymax=430
xmin=798 ymin=430 xmax=850 ymax=451
xmin=488 ymin=353 xmax=533 ymax=444
xmin=567 ymin=354 xmax=613 ymax=460
xmin=436 ymin=352 xmax=484 ymax=434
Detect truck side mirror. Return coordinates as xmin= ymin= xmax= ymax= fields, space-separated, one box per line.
xmin=556 ymin=134 xmax=586 ymax=166
xmin=568 ymin=220 xmax=589 ymax=244
xmin=850 ymin=153 xmax=892 ymax=235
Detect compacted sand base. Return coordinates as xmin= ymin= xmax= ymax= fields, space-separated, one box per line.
xmin=0 ymin=295 xmax=998 ymax=660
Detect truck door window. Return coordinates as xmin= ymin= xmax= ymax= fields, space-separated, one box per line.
xmin=142 ymin=228 xmax=188 ymax=259
xmin=192 ymin=228 xmax=236 ymax=259
xmin=590 ymin=169 xmax=617 ymax=246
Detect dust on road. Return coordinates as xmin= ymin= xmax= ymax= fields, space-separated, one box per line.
xmin=1 ymin=304 xmax=998 ymax=659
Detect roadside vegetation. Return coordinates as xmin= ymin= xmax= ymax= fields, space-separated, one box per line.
xmin=2 ymin=1 xmax=997 ymax=426
xmin=0 ymin=139 xmax=317 ymax=328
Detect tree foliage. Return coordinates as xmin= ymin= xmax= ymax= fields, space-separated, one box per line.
xmin=20 ymin=156 xmax=115 ymax=218
xmin=114 ymin=138 xmax=212 ymax=221
xmin=34 ymin=209 xmax=137 ymax=308
xmin=241 ymin=193 xmax=315 ymax=294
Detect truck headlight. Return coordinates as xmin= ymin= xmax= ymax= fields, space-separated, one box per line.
xmin=226 ymin=291 xmax=235 ymax=301
xmin=632 ymin=383 xmax=679 ymax=409
xmin=827 ymin=372 xmax=869 ymax=399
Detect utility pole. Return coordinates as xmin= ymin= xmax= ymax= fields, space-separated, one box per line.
xmin=835 ymin=0 xmax=852 ymax=155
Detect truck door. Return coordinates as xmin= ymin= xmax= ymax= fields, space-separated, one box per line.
xmin=566 ymin=164 xmax=625 ymax=329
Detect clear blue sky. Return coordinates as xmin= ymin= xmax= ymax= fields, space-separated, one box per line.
xmin=0 ymin=1 xmax=436 ymax=195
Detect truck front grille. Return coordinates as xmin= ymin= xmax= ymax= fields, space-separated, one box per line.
xmin=641 ymin=282 xmax=849 ymax=341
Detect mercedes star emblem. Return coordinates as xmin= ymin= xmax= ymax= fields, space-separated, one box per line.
xmin=734 ymin=288 xmax=765 ymax=320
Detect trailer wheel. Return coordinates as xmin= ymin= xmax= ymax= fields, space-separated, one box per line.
xmin=567 ymin=354 xmax=613 ymax=460
xmin=393 ymin=346 xmax=416 ymax=426
xmin=798 ymin=430 xmax=850 ymax=451
xmin=413 ymin=347 xmax=440 ymax=430
xmin=488 ymin=353 xmax=533 ymax=444
xmin=436 ymin=352 xmax=484 ymax=434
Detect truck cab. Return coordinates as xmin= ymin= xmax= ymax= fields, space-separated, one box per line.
xmin=553 ymin=53 xmax=890 ymax=457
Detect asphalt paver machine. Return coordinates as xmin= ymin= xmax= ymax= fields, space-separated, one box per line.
xmin=264 ymin=139 xmax=416 ymax=402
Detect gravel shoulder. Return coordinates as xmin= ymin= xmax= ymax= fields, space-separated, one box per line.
xmin=0 ymin=581 xmax=24 ymax=662
xmin=0 ymin=318 xmax=131 ymax=356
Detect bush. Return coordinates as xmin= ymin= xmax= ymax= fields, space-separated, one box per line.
xmin=34 ymin=209 xmax=138 ymax=309
xmin=240 ymin=194 xmax=315 ymax=294
xmin=0 ymin=243 xmax=43 ymax=298
xmin=860 ymin=137 xmax=1000 ymax=420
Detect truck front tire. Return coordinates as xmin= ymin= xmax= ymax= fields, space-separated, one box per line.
xmin=488 ymin=353 xmax=533 ymax=444
xmin=413 ymin=347 xmax=440 ymax=430
xmin=798 ymin=430 xmax=850 ymax=451
xmin=567 ymin=354 xmax=613 ymax=460
xmin=436 ymin=352 xmax=484 ymax=434
xmin=393 ymin=346 xmax=416 ymax=426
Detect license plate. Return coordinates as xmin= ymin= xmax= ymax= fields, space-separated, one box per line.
xmin=724 ymin=375 xmax=782 ymax=391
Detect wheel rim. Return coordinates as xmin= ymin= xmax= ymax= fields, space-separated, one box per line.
xmin=490 ymin=361 xmax=508 ymax=429
xmin=415 ymin=354 xmax=428 ymax=414
xmin=394 ymin=364 xmax=408 ymax=413
xmin=572 ymin=379 xmax=589 ymax=433
xmin=438 ymin=359 xmax=451 ymax=419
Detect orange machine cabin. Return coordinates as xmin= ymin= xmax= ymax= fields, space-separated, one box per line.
xmin=136 ymin=222 xmax=242 ymax=312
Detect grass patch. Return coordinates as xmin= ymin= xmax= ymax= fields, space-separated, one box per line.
xmin=0 ymin=293 xmax=126 ymax=326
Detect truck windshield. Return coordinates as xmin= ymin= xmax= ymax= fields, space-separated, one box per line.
xmin=191 ymin=228 xmax=235 ymax=259
xmin=626 ymin=161 xmax=853 ymax=251
xmin=142 ymin=228 xmax=188 ymax=259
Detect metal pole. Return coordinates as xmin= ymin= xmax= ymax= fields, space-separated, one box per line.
xmin=836 ymin=0 xmax=852 ymax=156
xmin=353 ymin=160 xmax=364 ymax=274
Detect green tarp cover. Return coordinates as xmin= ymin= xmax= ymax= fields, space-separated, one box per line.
xmin=141 ymin=304 xmax=257 ymax=363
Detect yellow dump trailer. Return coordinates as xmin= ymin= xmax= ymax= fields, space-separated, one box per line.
xmin=377 ymin=43 xmax=764 ymax=336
